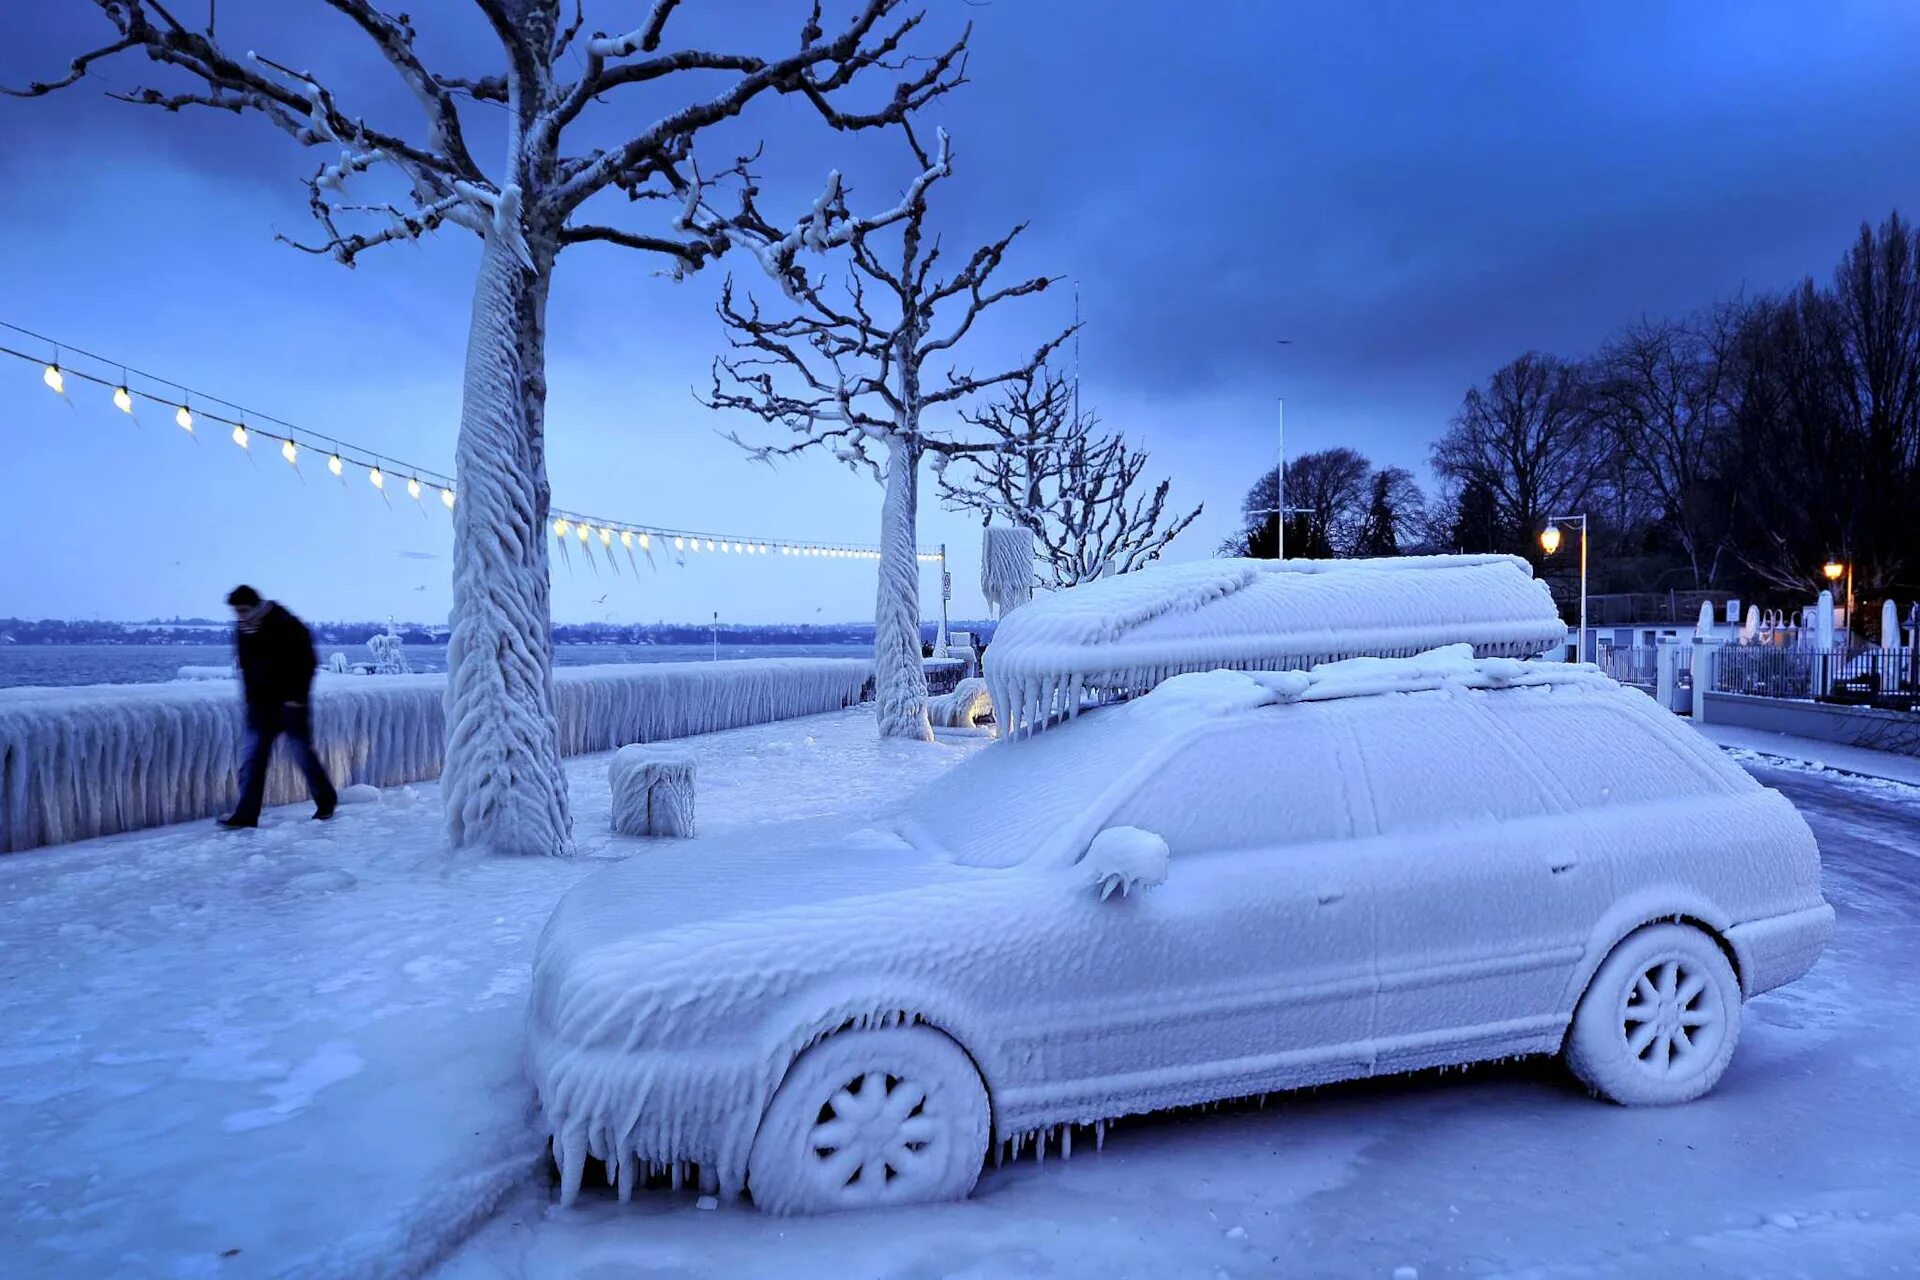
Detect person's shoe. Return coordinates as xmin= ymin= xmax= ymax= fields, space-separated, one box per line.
xmin=217 ymin=814 xmax=257 ymax=829
xmin=313 ymin=799 xmax=337 ymax=821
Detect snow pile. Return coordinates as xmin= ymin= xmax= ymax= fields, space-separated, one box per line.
xmin=174 ymin=664 xmax=235 ymax=681
xmin=984 ymin=554 xmax=1566 ymax=734
xmin=0 ymin=658 xmax=873 ymax=851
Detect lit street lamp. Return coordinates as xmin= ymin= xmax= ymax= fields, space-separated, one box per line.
xmin=1541 ymin=514 xmax=1589 ymax=664
xmin=1822 ymin=558 xmax=1853 ymax=640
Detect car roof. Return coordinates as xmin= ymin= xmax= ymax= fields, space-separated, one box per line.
xmin=904 ymin=648 xmax=1739 ymax=870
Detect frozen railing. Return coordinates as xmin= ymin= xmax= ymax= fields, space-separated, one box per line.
xmin=0 ymin=658 xmax=873 ymax=853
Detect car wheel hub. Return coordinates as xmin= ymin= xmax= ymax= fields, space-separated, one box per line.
xmin=1622 ymin=957 xmax=1719 ymax=1076
xmin=804 ymin=1070 xmax=942 ymax=1201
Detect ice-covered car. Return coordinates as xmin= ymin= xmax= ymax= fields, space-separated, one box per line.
xmin=528 ymin=646 xmax=1831 ymax=1215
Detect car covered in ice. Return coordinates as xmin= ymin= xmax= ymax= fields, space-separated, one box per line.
xmin=527 ymin=646 xmax=1832 ymax=1215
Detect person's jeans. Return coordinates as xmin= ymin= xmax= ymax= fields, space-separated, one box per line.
xmin=232 ymin=702 xmax=338 ymax=823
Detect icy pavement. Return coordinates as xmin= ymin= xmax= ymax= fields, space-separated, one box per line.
xmin=436 ymin=764 xmax=1920 ymax=1280
xmin=1693 ymin=721 xmax=1920 ymax=788
xmin=0 ymin=707 xmax=983 ymax=1280
xmin=6 ymin=717 xmax=1919 ymax=1280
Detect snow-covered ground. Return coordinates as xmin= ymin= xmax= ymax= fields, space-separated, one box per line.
xmin=0 ymin=707 xmax=981 ymax=1280
xmin=4 ymin=712 xmax=1919 ymax=1280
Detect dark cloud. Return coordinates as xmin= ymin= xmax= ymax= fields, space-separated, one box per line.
xmin=2 ymin=1 xmax=1918 ymax=620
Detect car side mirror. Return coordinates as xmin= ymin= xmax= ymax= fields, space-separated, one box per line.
xmin=1086 ymin=826 xmax=1170 ymax=901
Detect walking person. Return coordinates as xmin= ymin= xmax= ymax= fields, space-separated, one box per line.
xmin=219 ymin=585 xmax=338 ymax=828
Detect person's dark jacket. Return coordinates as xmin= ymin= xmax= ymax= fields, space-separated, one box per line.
xmin=236 ymin=603 xmax=320 ymax=712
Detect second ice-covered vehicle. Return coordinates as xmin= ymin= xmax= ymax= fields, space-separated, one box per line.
xmin=528 ymin=640 xmax=1832 ymax=1215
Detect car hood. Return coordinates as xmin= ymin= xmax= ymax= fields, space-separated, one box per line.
xmin=535 ymin=818 xmax=1002 ymax=1005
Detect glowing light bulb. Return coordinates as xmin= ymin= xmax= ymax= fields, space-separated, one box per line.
xmin=368 ymin=466 xmax=384 ymax=489
xmin=176 ymin=406 xmax=194 ymax=432
xmin=328 ymin=454 xmax=343 ymax=477
xmin=441 ymin=487 xmax=455 ymax=509
xmin=620 ymin=530 xmax=633 ymax=549
xmin=706 ymin=538 xmax=716 ymax=552
xmin=407 ymin=476 xmax=422 ymax=500
xmin=42 ymin=364 xmax=64 ymax=394
xmin=719 ymin=540 xmax=730 ymax=554
xmin=555 ymin=519 xmax=570 ymax=537
xmin=600 ymin=527 xmax=612 ymax=546
xmin=281 ymin=439 xmax=298 ymax=464
xmin=674 ymin=536 xmax=685 ymax=551
xmin=577 ymin=524 xmax=590 ymax=543
xmin=639 ymin=533 xmax=650 ymax=550
xmin=231 ymin=424 xmax=249 ymax=448
xmin=113 ymin=385 xmax=133 ymax=413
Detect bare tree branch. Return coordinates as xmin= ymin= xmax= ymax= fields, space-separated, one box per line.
xmin=942 ymin=365 xmax=1202 ymax=586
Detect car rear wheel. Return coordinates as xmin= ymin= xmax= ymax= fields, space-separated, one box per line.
xmin=1567 ymin=922 xmax=1741 ymax=1106
xmin=748 ymin=1026 xmax=989 ymax=1215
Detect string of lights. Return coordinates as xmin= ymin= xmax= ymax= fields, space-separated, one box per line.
xmin=1 ymin=321 xmax=944 ymax=565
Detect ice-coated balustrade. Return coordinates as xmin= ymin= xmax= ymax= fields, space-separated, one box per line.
xmin=0 ymin=658 xmax=874 ymax=852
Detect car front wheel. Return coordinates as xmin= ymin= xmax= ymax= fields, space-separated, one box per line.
xmin=748 ymin=1026 xmax=990 ymax=1215
xmin=1566 ymin=922 xmax=1742 ymax=1105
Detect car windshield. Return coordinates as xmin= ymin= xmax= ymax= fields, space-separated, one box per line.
xmin=897 ymin=703 xmax=1164 ymax=869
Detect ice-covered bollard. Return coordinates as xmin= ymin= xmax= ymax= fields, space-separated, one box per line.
xmin=609 ymin=744 xmax=697 ymax=838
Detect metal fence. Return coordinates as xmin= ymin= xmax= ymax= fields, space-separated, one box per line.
xmin=1712 ymin=646 xmax=1918 ymax=708
xmin=1597 ymin=646 xmax=1660 ymax=687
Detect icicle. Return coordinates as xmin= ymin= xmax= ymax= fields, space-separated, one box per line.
xmin=1094 ymin=1120 xmax=1106 ymax=1151
xmin=557 ymin=1128 xmax=587 ymax=1207
xmin=670 ymin=1161 xmax=683 ymax=1191
xmin=617 ymin=1149 xmax=637 ymax=1203
xmin=1062 ymin=1126 xmax=1072 ymax=1160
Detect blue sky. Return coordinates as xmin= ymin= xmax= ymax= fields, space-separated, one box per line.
xmin=3 ymin=1 xmax=1918 ymax=624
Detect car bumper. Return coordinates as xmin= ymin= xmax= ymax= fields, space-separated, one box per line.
xmin=527 ymin=1031 xmax=772 ymax=1203
xmin=1726 ymin=902 xmax=1834 ymax=997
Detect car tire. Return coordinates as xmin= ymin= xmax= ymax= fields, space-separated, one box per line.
xmin=748 ymin=1026 xmax=989 ymax=1215
xmin=1566 ymin=922 xmax=1742 ymax=1106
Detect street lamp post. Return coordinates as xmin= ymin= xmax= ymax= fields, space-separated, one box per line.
xmin=1541 ymin=514 xmax=1589 ymax=664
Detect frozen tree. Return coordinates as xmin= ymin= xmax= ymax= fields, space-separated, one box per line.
xmin=940 ymin=366 xmax=1201 ymax=587
xmin=706 ymin=127 xmax=1067 ymax=741
xmin=9 ymin=1 xmax=963 ymax=855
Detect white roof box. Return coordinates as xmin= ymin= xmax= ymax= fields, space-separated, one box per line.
xmin=985 ymin=554 xmax=1567 ymax=735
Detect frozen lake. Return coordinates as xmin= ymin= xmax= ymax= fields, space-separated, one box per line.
xmin=0 ymin=643 xmax=872 ymax=689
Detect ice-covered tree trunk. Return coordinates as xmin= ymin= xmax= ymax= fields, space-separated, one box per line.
xmin=443 ymin=228 xmax=573 ymax=856
xmin=875 ymin=436 xmax=933 ymax=741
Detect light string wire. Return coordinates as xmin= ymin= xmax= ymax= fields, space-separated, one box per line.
xmin=1 ymin=321 xmax=942 ymax=564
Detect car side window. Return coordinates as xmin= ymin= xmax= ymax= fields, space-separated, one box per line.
xmin=1342 ymin=695 xmax=1550 ymax=836
xmin=1105 ymin=714 xmax=1355 ymax=855
xmin=1486 ymin=694 xmax=1725 ymax=810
